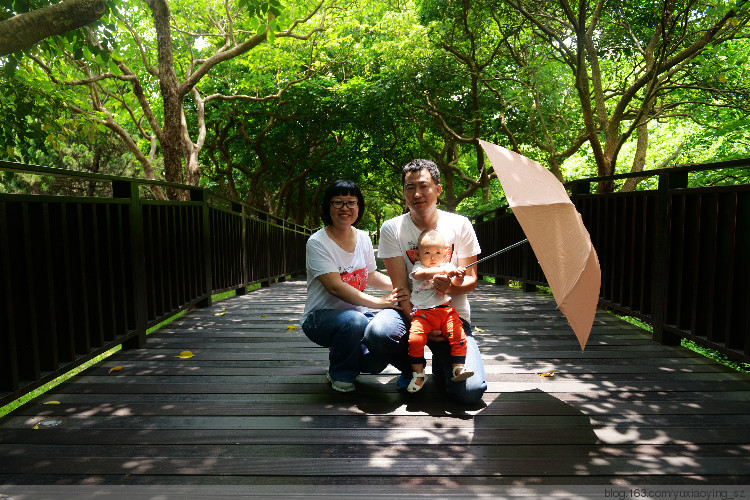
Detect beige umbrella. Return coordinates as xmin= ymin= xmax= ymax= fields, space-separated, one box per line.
xmin=478 ymin=139 xmax=601 ymax=350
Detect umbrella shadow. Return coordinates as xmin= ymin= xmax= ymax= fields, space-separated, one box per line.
xmin=475 ymin=388 xmax=601 ymax=477
xmin=349 ymin=380 xmax=603 ymax=482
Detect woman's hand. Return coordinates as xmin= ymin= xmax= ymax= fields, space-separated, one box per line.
xmin=379 ymin=287 xmax=408 ymax=310
xmin=393 ymin=286 xmax=410 ymax=303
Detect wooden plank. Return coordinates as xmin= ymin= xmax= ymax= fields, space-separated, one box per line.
xmin=1 ymin=454 xmax=749 ymax=477
xmin=12 ymin=399 xmax=750 ymax=418
xmin=4 ymin=426 xmax=750 ymax=446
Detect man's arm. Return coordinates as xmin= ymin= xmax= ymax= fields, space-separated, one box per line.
xmin=367 ymin=270 xmax=393 ymax=291
xmin=383 ymin=256 xmax=411 ymax=312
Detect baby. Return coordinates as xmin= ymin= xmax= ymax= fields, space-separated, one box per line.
xmin=406 ymin=229 xmax=474 ymax=393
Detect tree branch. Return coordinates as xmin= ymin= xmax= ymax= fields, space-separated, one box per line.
xmin=0 ymin=0 xmax=106 ymax=57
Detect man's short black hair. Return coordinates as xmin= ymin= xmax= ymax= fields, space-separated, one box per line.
xmin=321 ymin=179 xmax=365 ymax=227
xmin=402 ymin=159 xmax=441 ymax=187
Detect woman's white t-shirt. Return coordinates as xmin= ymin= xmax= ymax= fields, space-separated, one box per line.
xmin=302 ymin=227 xmax=377 ymax=324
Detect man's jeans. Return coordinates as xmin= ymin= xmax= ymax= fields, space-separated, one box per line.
xmin=362 ymin=308 xmax=487 ymax=405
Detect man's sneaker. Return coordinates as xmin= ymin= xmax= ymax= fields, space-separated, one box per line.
xmin=396 ymin=373 xmax=411 ymax=390
xmin=326 ymin=371 xmax=355 ymax=392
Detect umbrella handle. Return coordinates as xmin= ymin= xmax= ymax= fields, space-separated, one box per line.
xmin=465 ymin=238 xmax=529 ymax=269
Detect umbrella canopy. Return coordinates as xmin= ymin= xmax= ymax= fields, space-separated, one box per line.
xmin=478 ymin=139 xmax=601 ymax=350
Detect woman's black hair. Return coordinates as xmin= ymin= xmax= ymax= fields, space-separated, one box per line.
xmin=321 ymin=179 xmax=365 ymax=227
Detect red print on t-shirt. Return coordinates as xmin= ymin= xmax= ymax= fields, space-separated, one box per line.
xmin=340 ymin=267 xmax=368 ymax=291
xmin=406 ymin=245 xmax=454 ymax=264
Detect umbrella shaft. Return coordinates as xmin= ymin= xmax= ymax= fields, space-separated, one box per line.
xmin=466 ymin=238 xmax=529 ymax=268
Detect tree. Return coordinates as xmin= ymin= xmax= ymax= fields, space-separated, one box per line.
xmin=503 ymin=0 xmax=750 ymax=191
xmin=25 ymin=0 xmax=331 ymax=199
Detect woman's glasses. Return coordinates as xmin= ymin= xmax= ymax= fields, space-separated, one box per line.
xmin=330 ymin=200 xmax=358 ymax=209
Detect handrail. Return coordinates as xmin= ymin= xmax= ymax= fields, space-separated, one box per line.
xmin=473 ymin=157 xmax=750 ymax=363
xmin=0 ymin=159 xmax=310 ymax=233
xmin=0 ymin=161 xmax=313 ymax=406
xmin=564 ymin=157 xmax=750 ymax=185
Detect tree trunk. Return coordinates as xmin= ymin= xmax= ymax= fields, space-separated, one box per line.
xmin=146 ymin=0 xmax=185 ymax=200
xmin=86 ymin=147 xmax=102 ymax=196
xmin=0 ymin=0 xmax=106 ymax=57
xmin=294 ymin=177 xmax=306 ymax=226
xmin=622 ymin=121 xmax=649 ymax=192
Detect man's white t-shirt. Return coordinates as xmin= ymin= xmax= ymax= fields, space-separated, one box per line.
xmin=378 ymin=210 xmax=481 ymax=322
xmin=302 ymin=227 xmax=377 ymax=324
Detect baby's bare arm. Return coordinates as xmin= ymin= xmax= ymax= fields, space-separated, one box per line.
xmin=411 ymin=264 xmax=453 ymax=281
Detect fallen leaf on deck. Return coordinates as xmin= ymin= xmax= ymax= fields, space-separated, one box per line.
xmin=109 ymin=366 xmax=123 ymax=373
xmin=214 ymin=311 xmax=226 ymax=316
xmin=286 ymin=325 xmax=297 ymax=331
xmin=261 ymin=315 xmax=268 ymax=318
xmin=175 ymin=350 xmax=194 ymax=359
xmin=474 ymin=327 xmax=486 ymax=332
xmin=475 ymin=296 xmax=483 ymax=298
xmin=538 ymin=371 xmax=554 ymax=377
xmin=43 ymin=401 xmax=60 ymax=405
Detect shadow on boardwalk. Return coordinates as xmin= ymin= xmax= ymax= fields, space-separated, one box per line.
xmin=1 ymin=279 xmax=749 ymax=498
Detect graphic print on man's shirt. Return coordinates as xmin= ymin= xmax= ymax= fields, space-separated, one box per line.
xmin=340 ymin=267 xmax=368 ymax=291
xmin=406 ymin=244 xmax=454 ymax=265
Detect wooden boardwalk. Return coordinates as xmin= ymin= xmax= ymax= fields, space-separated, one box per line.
xmin=1 ymin=279 xmax=750 ymax=497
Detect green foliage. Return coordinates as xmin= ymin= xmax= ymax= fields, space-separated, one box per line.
xmin=3 ymin=0 xmax=749 ymax=219
xmin=612 ymin=312 xmax=750 ymax=375
xmin=455 ymin=177 xmax=507 ymax=218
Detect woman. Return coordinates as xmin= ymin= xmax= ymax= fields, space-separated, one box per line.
xmin=301 ymin=179 xmax=405 ymax=392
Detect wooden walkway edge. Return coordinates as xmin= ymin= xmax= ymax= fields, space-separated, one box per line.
xmin=1 ymin=279 xmax=749 ymax=497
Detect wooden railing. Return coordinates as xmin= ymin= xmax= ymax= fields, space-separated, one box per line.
xmin=0 ymin=161 xmax=312 ymax=406
xmin=473 ymin=158 xmax=750 ymax=363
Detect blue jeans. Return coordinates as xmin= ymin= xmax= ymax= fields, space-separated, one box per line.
xmin=362 ymin=308 xmax=487 ymax=405
xmin=302 ymin=309 xmax=374 ymax=383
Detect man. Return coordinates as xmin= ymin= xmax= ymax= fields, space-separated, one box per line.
xmin=362 ymin=159 xmax=487 ymax=405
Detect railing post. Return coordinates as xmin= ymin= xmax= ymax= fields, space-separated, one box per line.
xmin=113 ymin=180 xmax=147 ymax=349
xmin=521 ymin=244 xmax=536 ymax=292
xmin=277 ymin=220 xmax=287 ymax=283
xmin=261 ymin=212 xmax=271 ymax=288
xmin=233 ymin=202 xmax=247 ymax=296
xmin=474 ymin=214 xmax=484 ymax=281
xmin=570 ymin=180 xmax=592 ymax=198
xmin=0 ymin=202 xmax=20 ymax=391
xmin=191 ymin=188 xmax=212 ymax=308
xmin=651 ymin=172 xmax=686 ymax=345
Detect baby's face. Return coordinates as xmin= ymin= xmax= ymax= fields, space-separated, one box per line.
xmin=417 ymin=242 xmax=445 ymax=268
